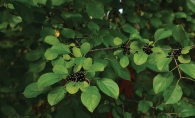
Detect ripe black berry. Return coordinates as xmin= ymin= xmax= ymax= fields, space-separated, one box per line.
xmin=143 ymin=43 xmax=153 ymax=55
xmin=121 ymin=42 xmax=130 ymax=55
xmin=66 ymin=71 xmax=86 ymax=82
xmin=167 ymin=47 xmax=182 ymax=59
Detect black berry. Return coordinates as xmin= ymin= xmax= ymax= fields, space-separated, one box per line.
xmin=143 ymin=43 xmax=153 ymax=55
xmin=66 ymin=71 xmax=86 ymax=82
xmin=121 ymin=42 xmax=130 ymax=55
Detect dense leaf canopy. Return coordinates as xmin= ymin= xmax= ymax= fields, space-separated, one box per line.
xmin=1 ymin=0 xmax=195 ymax=118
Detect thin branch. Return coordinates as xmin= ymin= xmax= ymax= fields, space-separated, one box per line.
xmin=173 ymin=57 xmax=182 ymax=83
xmin=89 ymin=47 xmax=118 ymax=52
xmin=121 ymin=101 xmax=125 ymax=114
xmin=182 ymin=77 xmax=195 ymax=81
xmin=170 ymin=66 xmax=177 ymax=72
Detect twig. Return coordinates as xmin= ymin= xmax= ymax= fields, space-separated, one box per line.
xmin=173 ymin=57 xmax=182 ymax=83
xmin=121 ymin=101 xmax=125 ymax=114
xmin=89 ymin=47 xmax=118 ymax=52
xmin=182 ymin=77 xmax=195 ymax=81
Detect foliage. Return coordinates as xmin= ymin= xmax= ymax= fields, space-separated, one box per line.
xmin=1 ymin=0 xmax=195 ymax=118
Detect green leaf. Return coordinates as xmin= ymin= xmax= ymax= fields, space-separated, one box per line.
xmin=1 ymin=106 xmax=16 ymax=116
xmin=181 ymin=46 xmax=191 ymax=54
xmin=178 ymin=55 xmax=191 ymax=63
xmin=163 ymin=84 xmax=182 ymax=104
xmin=23 ymin=82 xmax=49 ymax=98
xmin=66 ymin=58 xmax=75 ymax=68
xmin=127 ymin=14 xmax=140 ymax=23
xmin=96 ymin=78 xmax=119 ymax=99
xmin=25 ymin=48 xmax=44 ymax=61
xmin=51 ymin=43 xmax=70 ymax=54
xmin=130 ymin=41 xmax=141 ymax=51
xmin=109 ymin=58 xmax=130 ymax=80
xmin=113 ymin=37 xmax=123 ymax=45
xmin=52 ymin=57 xmax=65 ymax=66
xmin=0 ymin=7 xmax=10 ymax=23
xmin=87 ymin=21 xmax=100 ymax=31
xmin=80 ymin=42 xmax=91 ymax=54
xmin=53 ymin=65 xmax=68 ymax=75
xmin=66 ymin=81 xmax=79 ymax=94
xmin=61 ymin=28 xmax=75 ymax=38
xmin=172 ymin=25 xmax=186 ymax=43
xmin=72 ymin=47 xmax=82 ymax=57
xmin=51 ymin=0 xmax=68 ymax=6
xmin=79 ymin=82 xmax=89 ymax=92
xmin=179 ymin=64 xmax=195 ymax=78
xmin=73 ymin=64 xmax=82 ymax=73
xmin=29 ymin=60 xmax=46 ymax=73
xmin=63 ymin=54 xmax=71 ymax=60
xmin=154 ymin=28 xmax=172 ymax=41
xmin=157 ymin=58 xmax=172 ymax=71
xmin=44 ymin=48 xmax=58 ymax=60
xmin=44 ymin=35 xmax=60 ymax=45
xmin=40 ymin=28 xmax=54 ymax=38
xmin=175 ymin=12 xmax=187 ymax=18
xmin=120 ymin=56 xmax=129 ymax=68
xmin=88 ymin=63 xmax=105 ymax=72
xmin=81 ymin=86 xmax=101 ymax=112
xmin=138 ymin=100 xmax=153 ymax=113
xmin=134 ymin=52 xmax=148 ymax=65
xmin=153 ymin=72 xmax=173 ymax=94
xmin=122 ymin=24 xmax=139 ymax=34
xmin=86 ymin=1 xmax=104 ymax=18
xmin=130 ymin=33 xmax=144 ymax=42
xmin=124 ymin=112 xmax=132 ymax=118
xmin=38 ymin=73 xmax=61 ymax=87
xmin=13 ymin=1 xmax=34 ymax=21
xmin=150 ymin=17 xmax=162 ymax=28
xmin=83 ymin=58 xmax=92 ymax=70
xmin=187 ymin=0 xmax=195 ymax=13
xmin=47 ymin=86 xmax=66 ymax=106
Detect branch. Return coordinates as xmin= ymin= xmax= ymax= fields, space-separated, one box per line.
xmin=89 ymin=47 xmax=118 ymax=52
xmin=173 ymin=57 xmax=182 ymax=83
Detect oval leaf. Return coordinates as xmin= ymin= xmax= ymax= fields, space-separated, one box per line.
xmin=47 ymin=86 xmax=66 ymax=106
xmin=66 ymin=81 xmax=79 ymax=94
xmin=114 ymin=37 xmax=123 ymax=45
xmin=153 ymin=72 xmax=173 ymax=94
xmin=81 ymin=86 xmax=101 ymax=112
xmin=120 ymin=56 xmax=129 ymax=68
xmin=163 ymin=84 xmax=182 ymax=104
xmin=44 ymin=35 xmax=60 ymax=45
xmin=154 ymin=28 xmax=172 ymax=41
xmin=96 ymin=78 xmax=119 ymax=99
xmin=53 ymin=65 xmax=68 ymax=75
xmin=138 ymin=100 xmax=153 ymax=113
xmin=157 ymin=58 xmax=172 ymax=71
xmin=86 ymin=1 xmax=104 ymax=18
xmin=38 ymin=73 xmax=61 ymax=87
xmin=134 ymin=52 xmax=148 ymax=65
xmin=23 ymin=82 xmax=49 ymax=98
xmin=83 ymin=58 xmax=92 ymax=70
xmin=88 ymin=63 xmax=105 ymax=72
xmin=179 ymin=64 xmax=195 ymax=78
xmin=81 ymin=42 xmax=91 ymax=54
xmin=61 ymin=28 xmax=75 ymax=38
xmin=44 ymin=48 xmax=58 ymax=60
xmin=72 ymin=47 xmax=82 ymax=57
xmin=51 ymin=43 xmax=70 ymax=54
xmin=172 ymin=25 xmax=186 ymax=43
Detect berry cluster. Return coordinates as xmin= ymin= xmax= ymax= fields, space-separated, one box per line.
xmin=121 ymin=43 xmax=130 ymax=55
xmin=143 ymin=43 xmax=153 ymax=55
xmin=66 ymin=71 xmax=85 ymax=82
xmin=167 ymin=48 xmax=182 ymax=59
